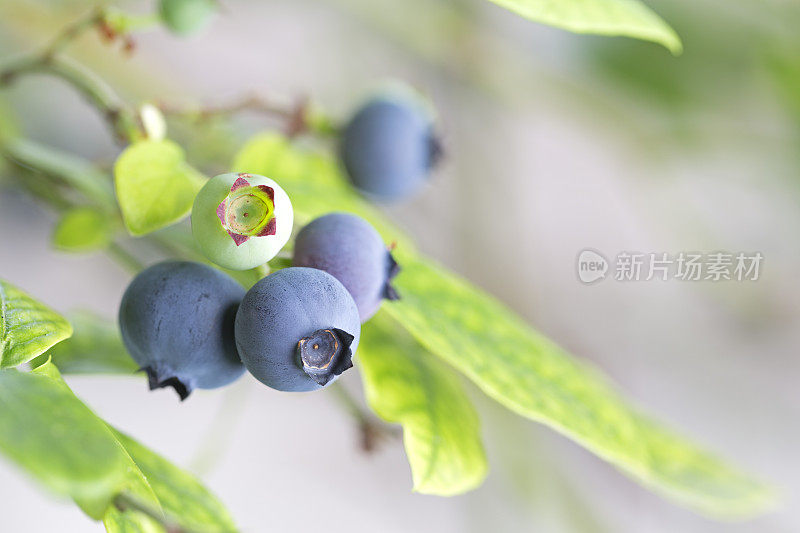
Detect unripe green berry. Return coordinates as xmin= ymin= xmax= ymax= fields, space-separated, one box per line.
xmin=192 ymin=172 xmax=293 ymax=270
xmin=159 ymin=0 xmax=217 ymax=37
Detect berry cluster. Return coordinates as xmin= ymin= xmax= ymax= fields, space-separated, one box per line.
xmin=118 ymin=94 xmax=424 ymax=398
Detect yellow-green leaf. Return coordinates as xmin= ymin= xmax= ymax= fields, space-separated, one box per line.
xmin=385 ymin=252 xmax=775 ymax=518
xmin=53 ymin=207 xmax=115 ymax=252
xmin=111 ymin=430 xmax=237 ymax=532
xmin=0 ymin=280 xmax=72 ymax=368
xmin=359 ymin=312 xmax=487 ymax=495
xmin=0 ymin=362 xmax=129 ymax=511
xmin=232 ymin=132 xmax=410 ymax=248
xmin=32 ymin=311 xmax=138 ymax=375
xmin=486 ymin=0 xmax=682 ymax=54
xmin=114 ymin=140 xmax=205 ymax=236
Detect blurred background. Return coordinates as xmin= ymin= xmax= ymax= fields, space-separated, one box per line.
xmin=1 ymin=0 xmax=799 ymax=531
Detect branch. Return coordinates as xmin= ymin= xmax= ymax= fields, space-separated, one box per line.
xmin=40 ymin=6 xmax=106 ymax=59
xmin=0 ymin=7 xmax=143 ymax=143
xmin=159 ymin=94 xmax=341 ymax=138
xmin=0 ymin=55 xmax=141 ymax=143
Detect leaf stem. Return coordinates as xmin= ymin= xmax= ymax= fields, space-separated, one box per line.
xmin=107 ymin=242 xmax=145 ymax=274
xmin=113 ymin=492 xmax=196 ymax=533
xmin=329 ymin=381 xmax=400 ymax=452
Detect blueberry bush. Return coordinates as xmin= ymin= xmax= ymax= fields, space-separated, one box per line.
xmin=0 ymin=1 xmax=778 ymax=531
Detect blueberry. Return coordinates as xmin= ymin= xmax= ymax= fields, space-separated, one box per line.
xmin=119 ymin=261 xmax=246 ymax=400
xmin=293 ymin=213 xmax=399 ymax=321
xmin=340 ymin=89 xmax=441 ymax=202
xmin=235 ymin=267 xmax=360 ymax=392
xmin=159 ymin=0 xmax=217 ymax=36
xmin=192 ymin=172 xmax=293 ymax=270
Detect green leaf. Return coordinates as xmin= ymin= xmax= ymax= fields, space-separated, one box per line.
xmin=103 ymin=508 xmax=164 ymax=533
xmin=2 ymin=138 xmax=116 ymax=209
xmin=114 ymin=139 xmax=205 ymax=236
xmin=384 ymin=252 xmax=776 ymax=518
xmin=111 ymin=430 xmax=237 ymax=532
xmin=101 ymin=454 xmax=165 ymax=533
xmin=485 ymin=0 xmax=682 ymax=54
xmin=232 ymin=133 xmax=411 ymax=248
xmin=0 ymin=280 xmax=72 ymax=368
xmin=358 ymin=312 xmax=488 ymax=495
xmin=0 ymin=96 xmax=20 ymax=144
xmin=0 ymin=362 xmax=129 ymax=511
xmin=0 ymin=353 xmax=233 ymax=529
xmin=31 ymin=311 xmax=138 ymax=375
xmin=53 ymin=207 xmax=115 ymax=252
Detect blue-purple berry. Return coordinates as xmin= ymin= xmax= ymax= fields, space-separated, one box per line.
xmin=293 ymin=213 xmax=398 ymax=321
xmin=341 ymin=92 xmax=440 ymax=202
xmin=235 ymin=267 xmax=361 ymax=392
xmin=118 ymin=261 xmax=246 ymax=400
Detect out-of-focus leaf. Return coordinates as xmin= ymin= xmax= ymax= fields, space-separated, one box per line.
xmin=231 ymin=132 xmax=411 ymax=248
xmin=358 ymin=312 xmax=487 ymax=495
xmin=111 ymin=430 xmax=237 ymax=532
xmin=114 ymin=140 xmax=205 ymax=236
xmin=31 ymin=311 xmax=137 ymax=375
xmin=101 ymin=455 xmax=165 ymax=533
xmin=0 ymin=362 xmax=129 ymax=513
xmin=0 ymin=96 xmax=19 ymax=144
xmin=53 ymin=207 xmax=115 ymax=252
xmin=103 ymin=507 xmax=164 ymax=533
xmin=486 ymin=0 xmax=681 ymax=54
xmin=0 ymin=280 xmax=72 ymax=368
xmin=384 ymin=252 xmax=776 ymax=518
xmin=766 ymin=48 xmax=800 ymax=123
xmin=2 ymin=139 xmax=115 ymax=209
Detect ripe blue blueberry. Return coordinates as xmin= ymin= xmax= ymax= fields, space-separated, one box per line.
xmin=235 ymin=267 xmax=361 ymax=392
xmin=119 ymin=261 xmax=246 ymax=400
xmin=341 ymin=89 xmax=441 ymax=202
xmin=192 ymin=172 xmax=293 ymax=270
xmin=293 ymin=213 xmax=399 ymax=321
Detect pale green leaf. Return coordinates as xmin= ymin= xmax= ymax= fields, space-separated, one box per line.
xmin=53 ymin=207 xmax=115 ymax=252
xmin=28 ymin=360 xmax=163 ymax=522
xmin=0 ymin=280 xmax=72 ymax=368
xmin=103 ymin=509 xmax=164 ymax=533
xmin=2 ymin=138 xmax=116 ymax=209
xmin=232 ymin=132 xmax=411 ymax=248
xmin=7 ymin=358 xmax=232 ymax=529
xmin=358 ymin=312 xmax=487 ymax=495
xmin=101 ymin=458 xmax=165 ymax=533
xmin=0 ymin=362 xmax=129 ymax=511
xmin=111 ymin=430 xmax=238 ymax=532
xmin=0 ymin=96 xmax=19 ymax=144
xmin=32 ymin=311 xmax=138 ymax=375
xmin=114 ymin=139 xmax=205 ymax=236
xmin=385 ymin=252 xmax=775 ymax=518
xmin=486 ymin=0 xmax=682 ymax=54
